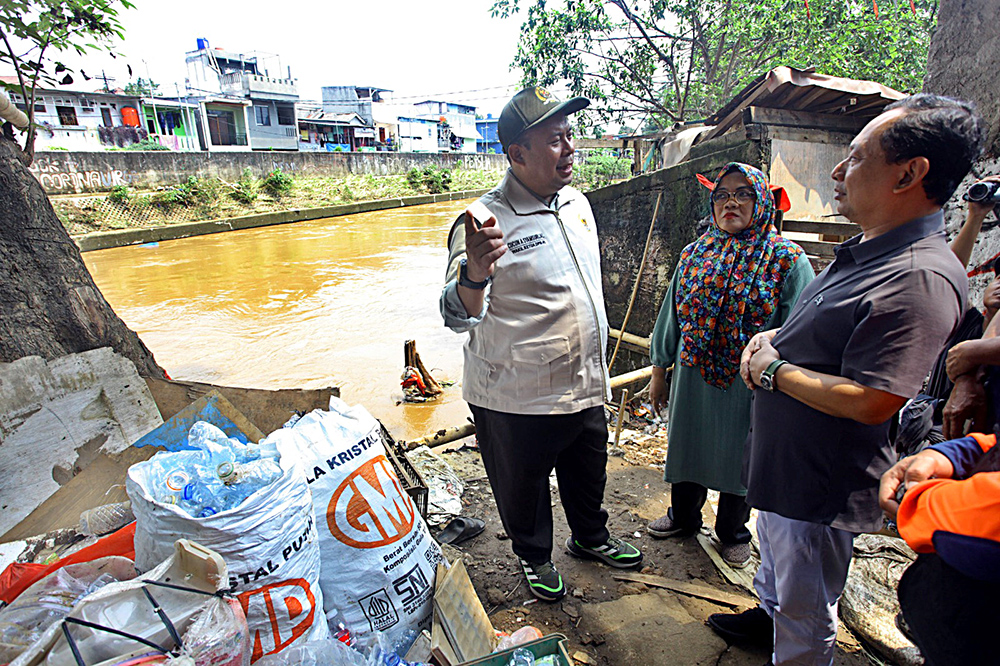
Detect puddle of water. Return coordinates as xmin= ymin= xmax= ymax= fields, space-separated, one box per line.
xmin=83 ymin=200 xmax=476 ymax=441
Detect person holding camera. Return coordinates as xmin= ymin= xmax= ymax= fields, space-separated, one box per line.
xmin=879 ymin=430 xmax=1000 ymax=665
xmin=708 ymin=94 xmax=983 ymax=666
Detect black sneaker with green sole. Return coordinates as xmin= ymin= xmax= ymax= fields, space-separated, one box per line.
xmin=520 ymin=558 xmax=566 ymax=602
xmin=565 ymin=535 xmax=643 ymax=569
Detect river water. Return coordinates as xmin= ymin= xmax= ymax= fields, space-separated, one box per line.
xmin=83 ymin=200 xmax=476 ymax=442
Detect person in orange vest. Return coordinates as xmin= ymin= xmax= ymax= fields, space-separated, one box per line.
xmin=879 ymin=431 xmax=1000 ymax=665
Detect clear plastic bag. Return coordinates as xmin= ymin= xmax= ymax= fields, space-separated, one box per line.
xmin=0 ymin=557 xmax=136 ymax=663
xmin=253 ymin=638 xmax=366 ymax=666
xmin=11 ymin=540 xmax=249 ymax=666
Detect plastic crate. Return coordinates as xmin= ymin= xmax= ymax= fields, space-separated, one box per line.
xmin=458 ymin=634 xmax=572 ymax=666
xmin=380 ymin=422 xmax=429 ymax=518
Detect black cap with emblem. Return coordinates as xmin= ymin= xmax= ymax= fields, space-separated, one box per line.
xmin=498 ymin=86 xmax=590 ymax=153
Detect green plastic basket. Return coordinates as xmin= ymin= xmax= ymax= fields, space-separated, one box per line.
xmin=457 ymin=633 xmax=572 ymax=666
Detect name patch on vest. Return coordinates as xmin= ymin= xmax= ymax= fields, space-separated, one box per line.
xmin=508 ymin=233 xmax=547 ymax=254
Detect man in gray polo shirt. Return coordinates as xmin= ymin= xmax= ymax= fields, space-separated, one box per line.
xmin=706 ymin=94 xmax=984 ymax=665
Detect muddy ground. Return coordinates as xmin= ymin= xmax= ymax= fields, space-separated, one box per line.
xmin=431 ymin=438 xmax=873 ymax=666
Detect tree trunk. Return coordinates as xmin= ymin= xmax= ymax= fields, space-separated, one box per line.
xmin=0 ymin=137 xmax=165 ymax=377
xmin=923 ymin=0 xmax=1000 ymax=156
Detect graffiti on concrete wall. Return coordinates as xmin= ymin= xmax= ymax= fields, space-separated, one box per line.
xmin=29 ymin=157 xmax=135 ymax=193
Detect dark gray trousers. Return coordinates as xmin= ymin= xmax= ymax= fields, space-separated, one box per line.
xmin=469 ymin=404 xmax=611 ymax=564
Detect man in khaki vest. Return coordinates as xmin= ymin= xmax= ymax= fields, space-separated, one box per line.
xmin=440 ymin=87 xmax=642 ymax=601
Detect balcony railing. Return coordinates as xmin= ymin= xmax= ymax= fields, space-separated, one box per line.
xmin=220 ymin=71 xmax=297 ymax=99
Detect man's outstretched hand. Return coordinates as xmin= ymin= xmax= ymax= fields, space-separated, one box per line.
xmin=463 ymin=209 xmax=506 ymax=283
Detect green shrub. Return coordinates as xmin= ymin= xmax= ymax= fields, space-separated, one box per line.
xmin=407 ymin=165 xmax=452 ymax=194
xmin=107 ymin=185 xmax=131 ymax=206
xmin=574 ymin=150 xmax=631 ymax=191
xmin=124 ymin=138 xmax=170 ymax=151
xmin=262 ymin=169 xmax=294 ymax=197
xmin=230 ymin=168 xmax=259 ymax=204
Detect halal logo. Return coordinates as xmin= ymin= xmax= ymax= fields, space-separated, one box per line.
xmin=535 ymin=87 xmax=553 ymax=102
xmin=359 ymin=589 xmax=399 ymax=632
xmin=326 ymin=455 xmax=416 ymax=549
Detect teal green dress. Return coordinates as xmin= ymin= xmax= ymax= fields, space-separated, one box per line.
xmin=649 ymin=254 xmax=815 ymax=495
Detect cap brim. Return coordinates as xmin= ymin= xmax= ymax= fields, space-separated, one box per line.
xmin=511 ymin=96 xmax=590 ymax=146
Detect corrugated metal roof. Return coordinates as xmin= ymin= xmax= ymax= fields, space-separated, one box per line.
xmin=704 ymin=66 xmax=906 ymax=139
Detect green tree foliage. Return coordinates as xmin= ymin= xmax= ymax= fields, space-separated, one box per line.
xmin=123 ymin=77 xmax=159 ymax=96
xmin=0 ymin=0 xmax=134 ymax=160
xmin=491 ymin=0 xmax=938 ymax=128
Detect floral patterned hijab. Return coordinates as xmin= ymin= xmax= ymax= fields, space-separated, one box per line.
xmin=675 ymin=162 xmax=804 ymax=389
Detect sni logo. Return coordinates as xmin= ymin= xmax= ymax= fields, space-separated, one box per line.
xmin=238 ymin=579 xmax=316 ymax=663
xmin=327 ymin=455 xmax=415 ymax=549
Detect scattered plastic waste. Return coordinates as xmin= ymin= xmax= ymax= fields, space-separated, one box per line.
xmin=141 ymin=422 xmax=280 ymax=517
xmin=0 ymin=557 xmax=136 ymax=663
xmin=508 ymin=647 xmax=535 ymax=666
xmin=255 ymin=632 xmax=432 ymax=666
xmin=535 ymin=656 xmax=563 ymax=666
xmin=496 ymin=626 xmax=543 ymax=651
xmin=79 ymin=501 xmax=134 ymax=536
xmin=406 ymin=445 xmax=463 ymax=526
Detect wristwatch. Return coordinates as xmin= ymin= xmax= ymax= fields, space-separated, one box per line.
xmin=458 ymin=258 xmax=491 ymax=290
xmin=759 ymin=359 xmax=788 ymax=392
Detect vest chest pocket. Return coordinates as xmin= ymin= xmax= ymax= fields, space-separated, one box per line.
xmin=511 ymin=336 xmax=573 ymax=397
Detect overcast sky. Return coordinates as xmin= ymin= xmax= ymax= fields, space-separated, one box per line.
xmin=5 ymin=0 xmax=537 ymax=116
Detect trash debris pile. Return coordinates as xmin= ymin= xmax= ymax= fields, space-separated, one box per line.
xmin=0 ymin=349 xmax=588 ymax=666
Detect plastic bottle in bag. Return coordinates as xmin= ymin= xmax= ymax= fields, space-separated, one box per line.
xmin=508 ymin=648 xmax=535 ymax=666
xmin=79 ymin=501 xmax=134 ymax=536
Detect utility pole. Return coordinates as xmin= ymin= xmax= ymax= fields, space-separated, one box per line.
xmin=142 ymin=60 xmax=161 ymax=136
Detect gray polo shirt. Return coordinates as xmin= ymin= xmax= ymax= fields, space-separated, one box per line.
xmin=743 ymin=210 xmax=967 ymax=532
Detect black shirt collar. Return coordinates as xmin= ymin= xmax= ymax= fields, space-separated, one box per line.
xmin=837 ymin=210 xmax=945 ymax=265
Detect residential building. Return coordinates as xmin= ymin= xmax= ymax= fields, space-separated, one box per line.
xmin=3 ymin=78 xmax=144 ymax=151
xmin=397 ymin=117 xmax=439 ymax=153
xmin=320 ymin=85 xmax=385 ymax=151
xmin=296 ymin=103 xmax=369 ymax=152
xmin=140 ymin=98 xmax=200 ymax=151
xmin=413 ymin=100 xmax=481 ymax=153
xmin=185 ymin=38 xmax=298 ymax=151
xmin=476 ymin=114 xmax=501 ymax=154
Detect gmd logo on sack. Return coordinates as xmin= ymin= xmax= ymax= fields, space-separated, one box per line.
xmin=327 ymin=455 xmax=416 ymax=548
xmin=238 ymin=578 xmax=318 ymax=662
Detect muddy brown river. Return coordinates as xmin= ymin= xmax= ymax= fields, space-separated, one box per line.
xmin=83 ymin=201 xmax=475 ymax=441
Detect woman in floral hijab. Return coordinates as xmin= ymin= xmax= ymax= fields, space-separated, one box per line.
xmin=646 ymin=162 xmax=814 ymax=567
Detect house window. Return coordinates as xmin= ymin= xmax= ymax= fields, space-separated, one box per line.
xmin=101 ymin=108 xmax=113 ymax=127
xmin=276 ymin=105 xmax=295 ymax=126
xmin=254 ymin=105 xmax=270 ymax=126
xmin=56 ymin=105 xmax=78 ymax=126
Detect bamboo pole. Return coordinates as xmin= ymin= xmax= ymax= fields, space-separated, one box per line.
xmin=613 ymin=388 xmax=630 ymax=448
xmin=608 ymin=191 xmax=663 ymax=373
xmin=402 ymin=366 xmax=657 ymax=451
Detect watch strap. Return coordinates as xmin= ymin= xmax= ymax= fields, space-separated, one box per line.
xmin=459 ymin=258 xmax=491 ymax=290
xmin=762 ymin=359 xmax=788 ymax=391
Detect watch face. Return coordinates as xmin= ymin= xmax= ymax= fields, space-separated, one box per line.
xmin=760 ymin=374 xmax=774 ymax=392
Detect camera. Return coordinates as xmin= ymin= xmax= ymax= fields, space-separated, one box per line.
xmin=964 ymin=180 xmax=1000 ymax=204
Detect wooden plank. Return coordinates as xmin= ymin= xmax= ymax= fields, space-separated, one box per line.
xmin=577 ymin=138 xmax=626 ymax=149
xmin=433 ymin=559 xmax=495 ymax=662
xmin=795 ymin=239 xmax=839 ymax=258
xmin=748 ymin=106 xmax=867 ymax=133
xmin=612 ymin=572 xmax=753 ymax=608
xmin=765 ymin=126 xmax=856 ymax=145
xmin=145 ymin=377 xmax=337 ymax=436
xmin=782 ymin=219 xmax=860 ymax=237
xmin=2 ymin=445 xmax=158 ymax=541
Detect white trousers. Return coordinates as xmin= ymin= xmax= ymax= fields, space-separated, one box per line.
xmin=754 ymin=511 xmax=856 ymax=666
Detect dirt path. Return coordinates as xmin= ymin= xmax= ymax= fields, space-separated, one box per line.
xmin=434 ymin=447 xmax=872 ymax=666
